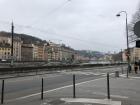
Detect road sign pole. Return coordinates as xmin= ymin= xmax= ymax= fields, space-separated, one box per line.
xmin=41 ymin=78 xmax=44 ymax=100
xmin=1 ymin=80 xmax=5 ymax=104
xmin=107 ymin=73 xmax=110 ymax=99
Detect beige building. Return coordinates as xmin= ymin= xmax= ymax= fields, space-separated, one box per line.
xmin=122 ymin=47 xmax=140 ymax=63
xmin=21 ymin=44 xmax=33 ymax=61
xmin=21 ymin=43 xmax=46 ymax=61
xmin=122 ymin=50 xmax=128 ymax=62
xmin=61 ymin=46 xmax=74 ymax=62
xmin=129 ymin=47 xmax=140 ymax=62
xmin=0 ymin=32 xmax=22 ymax=61
xmin=13 ymin=37 xmax=22 ymax=61
xmin=0 ymin=46 xmax=11 ymax=60
xmin=46 ymin=42 xmax=75 ymax=62
xmin=46 ymin=42 xmax=61 ymax=61
xmin=36 ymin=44 xmax=45 ymax=61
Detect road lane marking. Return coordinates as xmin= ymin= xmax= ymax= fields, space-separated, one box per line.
xmin=61 ymin=98 xmax=121 ymax=105
xmin=120 ymin=74 xmax=140 ymax=79
xmin=7 ymin=77 xmax=105 ymax=102
xmin=60 ymin=71 xmax=106 ymax=76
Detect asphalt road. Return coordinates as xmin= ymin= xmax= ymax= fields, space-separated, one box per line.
xmin=0 ymin=65 xmax=126 ymax=103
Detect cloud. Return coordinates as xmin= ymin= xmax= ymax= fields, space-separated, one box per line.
xmin=0 ymin=0 xmax=139 ymax=52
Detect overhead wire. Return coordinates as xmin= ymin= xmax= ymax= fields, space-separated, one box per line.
xmin=29 ymin=0 xmax=71 ymax=26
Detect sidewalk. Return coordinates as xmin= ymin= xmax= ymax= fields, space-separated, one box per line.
xmin=4 ymin=73 xmax=140 ymax=105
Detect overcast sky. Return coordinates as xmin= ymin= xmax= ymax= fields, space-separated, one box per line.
xmin=0 ymin=0 xmax=139 ymax=52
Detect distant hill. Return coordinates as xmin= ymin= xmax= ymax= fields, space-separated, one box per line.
xmin=0 ymin=31 xmax=44 ymax=44
xmin=76 ymin=50 xmax=104 ymax=58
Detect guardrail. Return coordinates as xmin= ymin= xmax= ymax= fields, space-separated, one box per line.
xmin=0 ymin=63 xmax=126 ymax=75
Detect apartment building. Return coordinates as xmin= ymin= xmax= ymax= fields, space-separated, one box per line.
xmin=0 ymin=32 xmax=22 ymax=61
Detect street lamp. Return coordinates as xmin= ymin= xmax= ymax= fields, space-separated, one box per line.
xmin=11 ymin=22 xmax=14 ymax=67
xmin=116 ymin=11 xmax=129 ymax=78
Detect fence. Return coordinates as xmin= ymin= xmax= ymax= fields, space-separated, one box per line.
xmin=0 ymin=63 xmax=125 ymax=76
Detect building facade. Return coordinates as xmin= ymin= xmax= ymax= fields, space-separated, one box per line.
xmin=129 ymin=47 xmax=140 ymax=63
xmin=21 ymin=44 xmax=33 ymax=61
xmin=0 ymin=32 xmax=22 ymax=61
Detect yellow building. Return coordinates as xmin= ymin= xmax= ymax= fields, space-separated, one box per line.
xmin=0 ymin=32 xmax=22 ymax=61
xmin=0 ymin=46 xmax=11 ymax=60
xmin=130 ymin=47 xmax=140 ymax=62
xmin=37 ymin=44 xmax=44 ymax=61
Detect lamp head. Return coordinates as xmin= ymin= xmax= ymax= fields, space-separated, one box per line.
xmin=116 ymin=14 xmax=120 ymax=17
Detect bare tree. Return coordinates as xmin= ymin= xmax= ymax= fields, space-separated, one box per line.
xmin=128 ymin=3 xmax=140 ymax=43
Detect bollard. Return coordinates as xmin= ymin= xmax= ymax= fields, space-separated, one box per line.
xmin=41 ymin=78 xmax=44 ymax=100
xmin=73 ymin=74 xmax=76 ymax=98
xmin=115 ymin=71 xmax=119 ymax=77
xmin=1 ymin=80 xmax=4 ymax=104
xmin=107 ymin=73 xmax=110 ymax=99
xmin=121 ymin=66 xmax=124 ymax=74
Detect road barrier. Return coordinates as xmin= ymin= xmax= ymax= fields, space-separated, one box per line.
xmin=0 ymin=63 xmax=126 ymax=76
xmin=115 ymin=71 xmax=119 ymax=77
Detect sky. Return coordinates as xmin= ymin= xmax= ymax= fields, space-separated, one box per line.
xmin=0 ymin=0 xmax=139 ymax=53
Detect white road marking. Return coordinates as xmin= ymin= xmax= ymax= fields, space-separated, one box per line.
xmin=130 ymin=76 xmax=140 ymax=79
xmin=102 ymin=73 xmax=114 ymax=76
xmin=61 ymin=98 xmax=121 ymax=105
xmin=7 ymin=77 xmax=105 ymax=102
xmin=60 ymin=71 xmax=106 ymax=76
xmin=120 ymin=74 xmax=140 ymax=79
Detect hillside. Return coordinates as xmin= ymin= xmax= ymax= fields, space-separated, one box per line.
xmin=0 ymin=31 xmax=43 ymax=44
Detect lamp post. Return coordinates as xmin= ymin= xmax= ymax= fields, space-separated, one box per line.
xmin=11 ymin=22 xmax=14 ymax=67
xmin=116 ymin=11 xmax=129 ymax=78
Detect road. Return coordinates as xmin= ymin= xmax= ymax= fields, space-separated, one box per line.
xmin=0 ymin=65 xmax=126 ymax=103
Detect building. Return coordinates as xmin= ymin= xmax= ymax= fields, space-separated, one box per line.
xmin=21 ymin=44 xmax=33 ymax=61
xmin=60 ymin=45 xmax=75 ymax=63
xmin=129 ymin=47 xmax=140 ymax=63
xmin=0 ymin=45 xmax=11 ymax=61
xmin=36 ymin=44 xmax=45 ymax=61
xmin=46 ymin=42 xmax=61 ymax=61
xmin=21 ymin=43 xmax=45 ymax=61
xmin=122 ymin=49 xmax=128 ymax=62
xmin=45 ymin=42 xmax=76 ymax=62
xmin=13 ymin=37 xmax=22 ymax=61
xmin=122 ymin=47 xmax=140 ymax=63
xmin=0 ymin=32 xmax=22 ymax=61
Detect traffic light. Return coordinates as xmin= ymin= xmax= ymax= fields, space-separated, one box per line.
xmin=136 ymin=40 xmax=140 ymax=48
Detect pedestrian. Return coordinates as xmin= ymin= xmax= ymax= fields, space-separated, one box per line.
xmin=134 ymin=62 xmax=138 ymax=74
xmin=139 ymin=61 xmax=140 ymax=71
xmin=128 ymin=64 xmax=131 ymax=73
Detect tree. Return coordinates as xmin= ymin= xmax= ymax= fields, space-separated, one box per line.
xmin=128 ymin=3 xmax=140 ymax=43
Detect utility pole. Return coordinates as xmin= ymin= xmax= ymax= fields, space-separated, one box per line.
xmin=116 ymin=11 xmax=129 ymax=78
xmin=121 ymin=49 xmax=124 ymax=74
xmin=11 ymin=22 xmax=14 ymax=67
